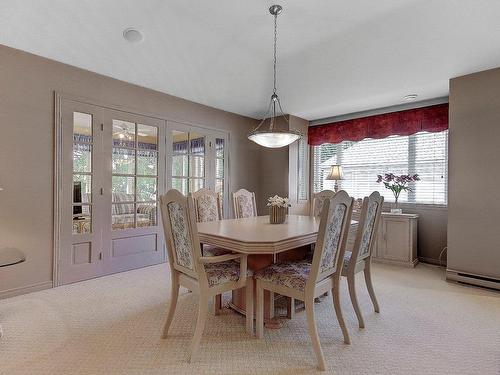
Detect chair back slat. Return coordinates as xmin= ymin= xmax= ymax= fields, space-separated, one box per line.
xmin=191 ymin=188 xmax=223 ymax=222
xmin=233 ymin=189 xmax=257 ymax=219
xmin=310 ymin=190 xmax=336 ymax=218
xmin=309 ymin=190 xmax=353 ymax=286
xmin=350 ymin=191 xmax=384 ymax=264
xmin=160 ymin=190 xmax=202 ymax=279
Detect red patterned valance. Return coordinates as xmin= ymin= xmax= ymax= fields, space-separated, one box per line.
xmin=308 ymin=103 xmax=449 ymax=146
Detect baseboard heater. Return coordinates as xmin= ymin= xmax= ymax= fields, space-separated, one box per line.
xmin=446 ymin=269 xmax=500 ymax=291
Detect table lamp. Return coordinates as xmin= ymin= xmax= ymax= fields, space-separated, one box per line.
xmin=325 ymin=165 xmax=344 ymax=192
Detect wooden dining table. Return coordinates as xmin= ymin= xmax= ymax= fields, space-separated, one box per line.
xmin=197 ymin=215 xmax=358 ymax=322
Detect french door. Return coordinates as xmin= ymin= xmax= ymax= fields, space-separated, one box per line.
xmin=58 ymin=99 xmax=166 ymax=285
xmin=166 ymin=121 xmax=229 ymax=217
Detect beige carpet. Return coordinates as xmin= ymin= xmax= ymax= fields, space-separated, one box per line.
xmin=1 ymin=263 xmax=499 ymax=375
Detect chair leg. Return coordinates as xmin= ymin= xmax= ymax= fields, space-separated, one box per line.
xmin=347 ymin=273 xmax=365 ymax=329
xmin=268 ymin=291 xmax=275 ymax=319
xmin=364 ymin=262 xmax=380 ymax=313
xmin=162 ymin=273 xmax=180 ymax=338
xmin=305 ymin=298 xmax=326 ymax=371
xmin=188 ymin=296 xmax=209 ymax=363
xmin=286 ymin=297 xmax=295 ymax=319
xmin=245 ymin=277 xmax=254 ymax=335
xmin=214 ymin=294 xmax=222 ymax=315
xmin=332 ymin=278 xmax=350 ymax=344
xmin=256 ymin=281 xmax=264 ymax=339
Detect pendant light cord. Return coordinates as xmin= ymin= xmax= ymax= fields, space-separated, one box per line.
xmin=273 ymin=12 xmax=277 ymax=95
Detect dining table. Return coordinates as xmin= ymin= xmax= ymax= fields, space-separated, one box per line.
xmin=197 ymin=214 xmax=358 ymax=324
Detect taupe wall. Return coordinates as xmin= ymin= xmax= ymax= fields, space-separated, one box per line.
xmin=0 ymin=45 xmax=260 ymax=296
xmin=448 ymin=67 xmax=500 ymax=279
xmin=396 ymin=205 xmax=447 ymax=265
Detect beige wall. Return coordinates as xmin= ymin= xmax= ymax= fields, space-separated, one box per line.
xmin=0 ymin=43 xmax=453 ymax=297
xmin=0 ymin=45 xmax=260 ymax=297
xmin=447 ymin=67 xmax=500 ymax=279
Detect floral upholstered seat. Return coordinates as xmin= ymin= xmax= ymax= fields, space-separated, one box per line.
xmin=204 ymin=260 xmax=253 ymax=287
xmin=255 ymin=261 xmax=311 ymax=291
xmin=203 ymin=245 xmax=232 ymax=257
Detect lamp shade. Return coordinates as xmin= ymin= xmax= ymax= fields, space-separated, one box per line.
xmin=248 ymin=129 xmax=301 ymax=148
xmin=325 ymin=165 xmax=344 ymax=180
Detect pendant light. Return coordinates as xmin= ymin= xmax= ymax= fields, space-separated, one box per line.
xmin=248 ymin=4 xmax=302 ymax=148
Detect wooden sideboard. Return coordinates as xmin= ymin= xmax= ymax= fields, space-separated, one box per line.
xmin=348 ymin=212 xmax=418 ymax=267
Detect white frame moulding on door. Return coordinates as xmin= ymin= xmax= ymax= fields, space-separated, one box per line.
xmin=54 ymin=92 xmax=231 ymax=286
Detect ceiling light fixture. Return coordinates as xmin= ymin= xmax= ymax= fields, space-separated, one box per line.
xmin=403 ymin=94 xmax=418 ymax=101
xmin=123 ymin=28 xmax=144 ymax=43
xmin=248 ymin=5 xmax=301 ymax=149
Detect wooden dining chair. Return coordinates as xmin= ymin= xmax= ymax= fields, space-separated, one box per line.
xmin=232 ymin=189 xmax=257 ymax=219
xmin=310 ymin=189 xmax=336 ymax=217
xmin=341 ymin=191 xmax=384 ymax=329
xmin=159 ymin=190 xmax=254 ymax=362
xmin=255 ymin=191 xmax=354 ymax=371
xmin=190 ymin=188 xmax=230 ymax=314
xmin=191 ymin=188 xmax=223 ymax=222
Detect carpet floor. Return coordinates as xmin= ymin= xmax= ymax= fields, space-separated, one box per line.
xmin=0 ymin=262 xmax=499 ymax=374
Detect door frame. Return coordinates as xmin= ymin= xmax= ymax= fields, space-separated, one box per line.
xmin=54 ymin=92 xmax=232 ymax=286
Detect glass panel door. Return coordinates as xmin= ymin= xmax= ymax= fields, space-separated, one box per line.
xmin=167 ymin=122 xmax=229 ymax=217
xmin=58 ymin=99 xmax=166 ymax=286
xmin=72 ymin=112 xmax=93 ymax=234
xmin=111 ymin=120 xmax=159 ymax=231
xmin=171 ymin=130 xmax=206 ymax=194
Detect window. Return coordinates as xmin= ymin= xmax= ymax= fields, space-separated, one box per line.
xmin=171 ymin=131 xmax=206 ymax=195
xmin=312 ymin=131 xmax=448 ymax=205
xmin=111 ymin=119 xmax=159 ymax=230
xmin=169 ymin=126 xmax=229 ymax=216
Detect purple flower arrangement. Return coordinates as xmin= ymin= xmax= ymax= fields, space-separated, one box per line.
xmin=376 ymin=173 xmax=420 ymax=207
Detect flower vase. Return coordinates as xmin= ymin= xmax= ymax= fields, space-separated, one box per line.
xmin=269 ymin=206 xmax=287 ymax=224
xmin=390 ymin=199 xmax=403 ymax=214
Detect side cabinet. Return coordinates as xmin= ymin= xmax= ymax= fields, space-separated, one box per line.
xmin=372 ymin=213 xmax=418 ymax=267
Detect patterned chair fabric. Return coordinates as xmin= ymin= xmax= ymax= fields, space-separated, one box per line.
xmin=313 ymin=195 xmax=328 ymax=217
xmin=359 ymin=200 xmax=379 ymax=257
xmin=237 ymin=195 xmax=255 ymax=218
xmin=205 ymin=261 xmax=253 ymax=287
xmin=167 ymin=201 xmax=194 ymax=270
xmin=196 ymin=194 xmax=219 ymax=222
xmin=203 ymin=245 xmax=230 ymax=257
xmin=255 ymin=261 xmax=311 ymax=291
xmin=319 ymin=204 xmax=347 ymax=273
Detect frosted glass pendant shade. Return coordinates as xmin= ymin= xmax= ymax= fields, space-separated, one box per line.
xmin=248 ymin=130 xmax=301 ymax=148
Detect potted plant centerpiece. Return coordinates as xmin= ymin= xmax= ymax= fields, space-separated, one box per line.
xmin=376 ymin=173 xmax=420 ymax=213
xmin=267 ymin=195 xmax=291 ymax=224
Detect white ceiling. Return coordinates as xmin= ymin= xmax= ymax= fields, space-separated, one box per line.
xmin=2 ymin=0 xmax=500 ymax=121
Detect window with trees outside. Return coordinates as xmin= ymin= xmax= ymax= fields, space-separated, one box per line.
xmin=312 ymin=130 xmax=448 ymax=205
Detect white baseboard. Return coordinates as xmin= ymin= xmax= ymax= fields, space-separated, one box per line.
xmin=0 ymin=281 xmax=53 ymax=300
xmin=446 ymin=269 xmax=500 ymax=291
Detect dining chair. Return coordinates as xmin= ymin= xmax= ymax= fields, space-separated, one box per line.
xmin=310 ymin=189 xmax=336 ymax=217
xmin=190 ymin=188 xmax=230 ymax=314
xmin=191 ymin=188 xmax=223 ymax=222
xmin=159 ymin=190 xmax=254 ymax=362
xmin=255 ymin=191 xmax=354 ymax=371
xmin=342 ymin=191 xmax=384 ymax=329
xmin=232 ymin=188 xmax=257 ymax=219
